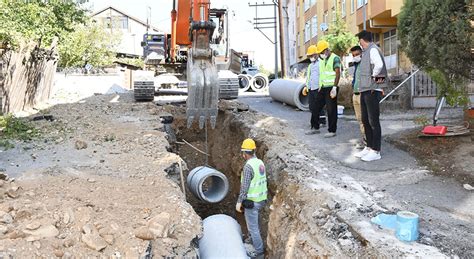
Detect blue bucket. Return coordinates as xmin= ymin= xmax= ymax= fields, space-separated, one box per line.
xmin=396 ymin=211 xmax=419 ymax=242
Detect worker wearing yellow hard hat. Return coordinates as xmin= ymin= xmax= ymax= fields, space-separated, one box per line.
xmin=308 ymin=40 xmax=341 ymax=138
xmin=304 ymin=44 xmax=327 ymax=135
xmin=236 ymin=138 xmax=267 ymax=257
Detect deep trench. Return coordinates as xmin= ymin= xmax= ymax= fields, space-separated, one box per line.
xmin=164 ymin=106 xmax=271 ymax=250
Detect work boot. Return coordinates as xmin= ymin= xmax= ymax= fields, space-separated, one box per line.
xmin=247 ymin=250 xmax=265 ymax=259
xmin=305 ymin=129 xmax=320 ymax=135
xmin=324 ymin=132 xmax=336 ymax=138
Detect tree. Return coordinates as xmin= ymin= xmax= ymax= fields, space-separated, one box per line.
xmin=398 ymin=0 xmax=472 ymax=106
xmin=0 ymin=0 xmax=87 ymax=49
xmin=321 ymin=2 xmax=358 ymax=58
xmin=58 ymin=21 xmax=120 ymax=68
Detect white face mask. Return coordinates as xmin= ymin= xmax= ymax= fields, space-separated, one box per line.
xmin=310 ymin=57 xmax=316 ymax=62
xmin=353 ymin=56 xmax=361 ymax=63
xmin=320 ymin=54 xmax=327 ymax=59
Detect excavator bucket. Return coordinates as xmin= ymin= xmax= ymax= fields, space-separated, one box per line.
xmin=186 ymin=17 xmax=219 ymax=129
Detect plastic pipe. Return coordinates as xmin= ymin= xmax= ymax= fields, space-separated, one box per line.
xmin=187 ymin=166 xmax=229 ymax=203
xmin=269 ymin=79 xmax=309 ymax=111
xmin=199 ymin=214 xmax=248 ymax=258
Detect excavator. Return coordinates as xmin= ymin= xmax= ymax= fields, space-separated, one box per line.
xmin=170 ymin=0 xmax=222 ymax=129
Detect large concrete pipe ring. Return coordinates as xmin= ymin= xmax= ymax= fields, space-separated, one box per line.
xmin=251 ymin=73 xmax=269 ymax=92
xmin=187 ymin=166 xmax=229 ymax=203
xmin=238 ymin=74 xmax=251 ymax=92
xmin=269 ymin=79 xmax=309 ymax=111
xmin=199 ymin=214 xmax=248 ymax=258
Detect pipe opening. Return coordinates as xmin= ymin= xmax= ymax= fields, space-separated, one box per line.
xmin=199 ymin=173 xmax=229 ymax=203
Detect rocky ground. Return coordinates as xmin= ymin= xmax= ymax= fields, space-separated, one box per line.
xmin=0 ymin=93 xmax=201 ymax=257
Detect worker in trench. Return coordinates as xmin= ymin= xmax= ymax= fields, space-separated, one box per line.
xmin=303 ymin=44 xmax=327 ymax=135
xmin=236 ymin=138 xmax=268 ymax=258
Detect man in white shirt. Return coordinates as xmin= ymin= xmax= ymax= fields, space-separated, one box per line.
xmin=354 ymin=30 xmax=388 ymax=162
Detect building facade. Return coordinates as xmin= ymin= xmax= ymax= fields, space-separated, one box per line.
xmin=92 ymin=6 xmax=162 ymax=58
xmin=290 ymin=0 xmax=407 ymax=76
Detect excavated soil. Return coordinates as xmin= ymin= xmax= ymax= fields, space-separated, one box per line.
xmin=0 ymin=94 xmax=201 ymax=257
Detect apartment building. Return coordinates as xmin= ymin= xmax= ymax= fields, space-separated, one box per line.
xmin=289 ymin=0 xmax=407 ymax=76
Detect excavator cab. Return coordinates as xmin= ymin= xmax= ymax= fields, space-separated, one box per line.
xmin=172 ymin=0 xmax=223 ymax=129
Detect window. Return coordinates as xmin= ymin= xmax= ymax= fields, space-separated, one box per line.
xmin=383 ymin=29 xmax=397 ymax=69
xmin=357 ymin=0 xmax=363 ymax=9
xmin=304 ymin=0 xmax=310 ymax=11
xmin=297 ymin=32 xmax=300 ymax=47
xmin=311 ymin=16 xmax=318 ymax=38
xmin=312 ymin=0 xmax=317 ymax=6
xmin=323 ymin=11 xmax=328 ymax=24
xmin=351 ymin=0 xmax=355 ymax=13
xmin=297 ymin=2 xmax=300 ymax=18
xmin=304 ymin=21 xmax=311 ymax=42
xmin=341 ymin=0 xmax=346 ymax=17
xmin=121 ymin=17 xmax=128 ymax=30
xmin=332 ymin=6 xmax=336 ymax=22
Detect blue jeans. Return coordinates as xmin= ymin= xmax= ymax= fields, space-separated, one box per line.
xmin=244 ymin=200 xmax=266 ymax=254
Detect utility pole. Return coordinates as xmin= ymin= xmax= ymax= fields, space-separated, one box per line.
xmin=249 ymin=1 xmax=279 ymax=79
xmin=277 ymin=0 xmax=288 ymax=78
xmin=363 ymin=0 xmax=367 ymax=30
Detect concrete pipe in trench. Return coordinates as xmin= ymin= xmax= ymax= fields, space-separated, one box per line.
xmin=238 ymin=74 xmax=252 ymax=92
xmin=187 ymin=166 xmax=229 ymax=203
xmin=251 ymin=73 xmax=269 ymax=92
xmin=199 ymin=214 xmax=248 ymax=258
xmin=269 ymin=79 xmax=309 ymax=111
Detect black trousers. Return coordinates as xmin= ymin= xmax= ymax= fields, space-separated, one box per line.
xmin=312 ymin=87 xmax=338 ymax=132
xmin=308 ymin=89 xmax=326 ymax=129
xmin=360 ymin=90 xmax=382 ymax=151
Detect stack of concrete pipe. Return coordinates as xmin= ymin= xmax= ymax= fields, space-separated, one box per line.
xmin=187 ymin=166 xmax=229 ymax=203
xmin=269 ymin=79 xmax=309 ymax=111
xmin=238 ymin=73 xmax=269 ymax=92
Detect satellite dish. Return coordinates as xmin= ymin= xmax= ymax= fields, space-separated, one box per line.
xmin=320 ymin=23 xmax=328 ymax=32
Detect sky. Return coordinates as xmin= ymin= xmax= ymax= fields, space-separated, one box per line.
xmin=87 ymin=0 xmax=280 ymax=71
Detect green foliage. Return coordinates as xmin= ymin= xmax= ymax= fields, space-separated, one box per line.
xmin=58 ymin=21 xmax=120 ymax=68
xmin=398 ymin=0 xmax=472 ymax=107
xmin=0 ymin=114 xmax=38 ymax=150
xmin=258 ymin=64 xmax=271 ymax=76
xmin=0 ymin=0 xmax=87 ymax=48
xmin=321 ymin=4 xmax=358 ymax=58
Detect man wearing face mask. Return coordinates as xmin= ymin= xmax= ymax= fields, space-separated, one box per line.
xmin=350 ymin=45 xmax=366 ymax=150
xmin=303 ymin=45 xmax=326 ymax=135
xmin=354 ymin=30 xmax=388 ymax=162
xmin=310 ymin=40 xmax=341 ymax=138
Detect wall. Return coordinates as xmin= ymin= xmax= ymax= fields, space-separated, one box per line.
xmin=0 ymin=40 xmax=58 ymax=114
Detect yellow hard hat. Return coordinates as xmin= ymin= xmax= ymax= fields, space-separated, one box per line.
xmin=316 ymin=40 xmax=330 ymax=54
xmin=306 ymin=45 xmax=318 ymax=56
xmin=241 ymin=138 xmax=256 ymax=151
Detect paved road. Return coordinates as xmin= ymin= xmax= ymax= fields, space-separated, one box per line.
xmin=239 ymin=94 xmax=474 ymax=256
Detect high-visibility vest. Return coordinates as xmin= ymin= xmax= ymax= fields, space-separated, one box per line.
xmin=242 ymin=157 xmax=268 ymax=202
xmin=319 ymin=53 xmax=338 ymax=87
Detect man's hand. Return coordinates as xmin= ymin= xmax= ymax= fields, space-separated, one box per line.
xmin=302 ymin=87 xmax=308 ymax=96
xmin=330 ymin=86 xmax=337 ymax=99
xmin=373 ymin=76 xmax=386 ymax=84
xmin=235 ymin=202 xmax=242 ymax=213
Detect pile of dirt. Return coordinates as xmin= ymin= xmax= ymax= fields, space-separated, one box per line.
xmin=387 ymin=128 xmax=474 ymax=183
xmin=0 ymin=94 xmax=201 ymax=257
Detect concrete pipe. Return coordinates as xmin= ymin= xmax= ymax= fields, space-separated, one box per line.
xmin=251 ymin=73 xmax=269 ymax=92
xmin=238 ymin=74 xmax=251 ymax=92
xmin=187 ymin=166 xmax=229 ymax=203
xmin=199 ymin=214 xmax=248 ymax=258
xmin=269 ymin=79 xmax=309 ymax=111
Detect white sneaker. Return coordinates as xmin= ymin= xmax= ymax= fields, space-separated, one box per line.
xmin=361 ymin=150 xmax=381 ymax=161
xmin=324 ymin=132 xmax=336 ymax=138
xmin=354 ymin=147 xmax=371 ymax=158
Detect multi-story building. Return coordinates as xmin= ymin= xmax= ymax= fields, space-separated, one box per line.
xmin=289 ymin=0 xmax=407 ymax=76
